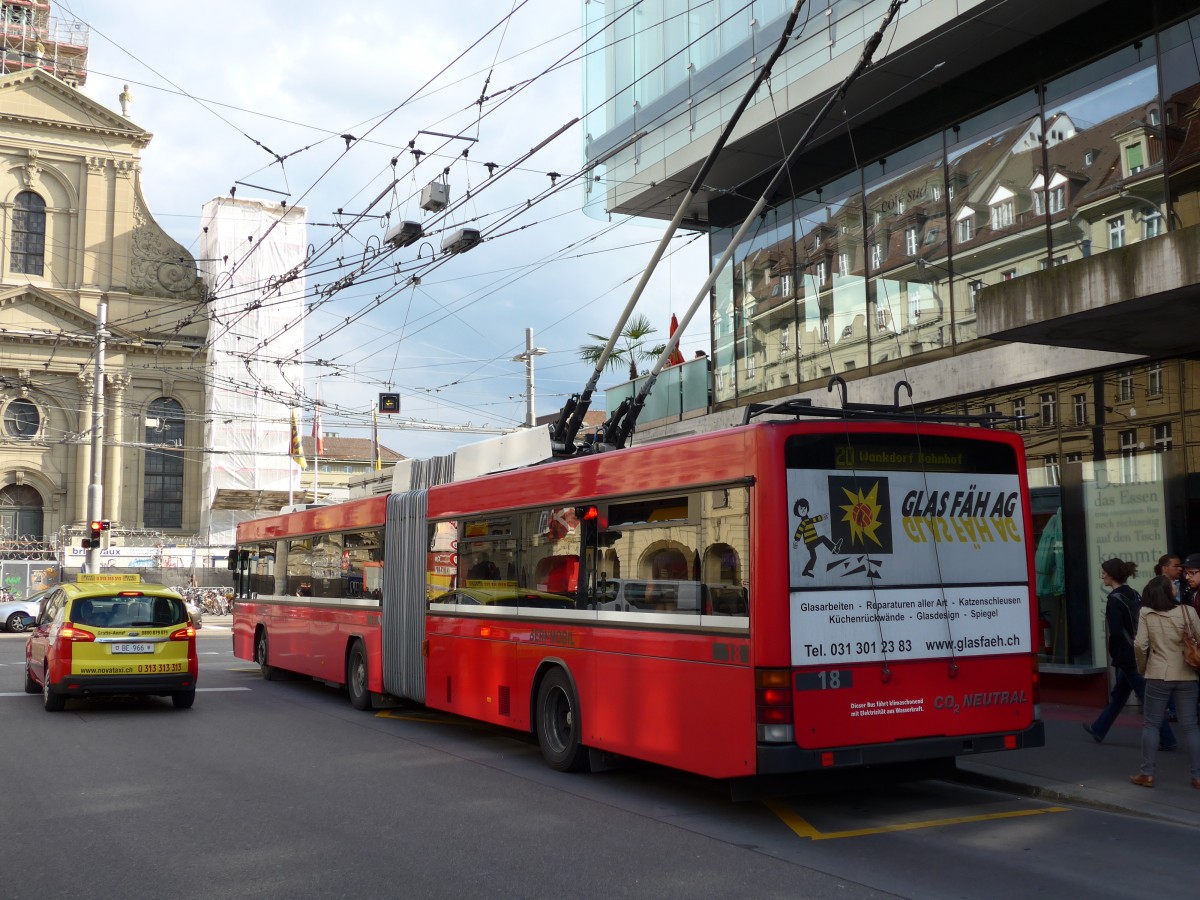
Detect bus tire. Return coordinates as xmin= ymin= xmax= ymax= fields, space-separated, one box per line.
xmin=535 ymin=668 xmax=588 ymax=772
xmin=256 ymin=629 xmax=279 ymax=681
xmin=347 ymin=641 xmax=371 ymax=710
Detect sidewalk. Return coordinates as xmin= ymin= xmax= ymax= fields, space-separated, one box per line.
xmin=956 ymin=702 xmax=1200 ymax=827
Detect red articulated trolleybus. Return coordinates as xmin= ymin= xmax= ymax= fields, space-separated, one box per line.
xmin=232 ymin=408 xmax=1044 ymax=781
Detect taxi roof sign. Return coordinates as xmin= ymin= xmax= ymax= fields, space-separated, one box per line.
xmin=76 ymin=573 xmax=142 ymax=584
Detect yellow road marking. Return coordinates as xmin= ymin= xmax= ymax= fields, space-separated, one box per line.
xmin=374 ymin=709 xmax=489 ymax=729
xmin=764 ymin=799 xmax=1069 ymax=841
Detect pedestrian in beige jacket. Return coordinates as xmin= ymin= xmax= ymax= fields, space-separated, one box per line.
xmin=1131 ymin=575 xmax=1200 ymax=788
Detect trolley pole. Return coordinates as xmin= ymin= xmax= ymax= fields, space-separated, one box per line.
xmin=85 ymin=298 xmax=107 ymax=574
xmin=512 ymin=327 xmax=547 ymax=428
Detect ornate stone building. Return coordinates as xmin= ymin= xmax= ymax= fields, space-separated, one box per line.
xmin=0 ymin=67 xmax=207 ymax=548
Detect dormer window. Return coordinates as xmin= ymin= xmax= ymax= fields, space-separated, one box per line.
xmin=992 ymin=200 xmax=1014 ymax=228
xmin=1126 ymin=144 xmax=1144 ymax=175
xmin=1084 ymin=149 xmax=1097 ymax=166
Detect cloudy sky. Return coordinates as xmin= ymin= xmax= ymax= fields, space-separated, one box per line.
xmin=58 ymin=0 xmax=710 ymax=458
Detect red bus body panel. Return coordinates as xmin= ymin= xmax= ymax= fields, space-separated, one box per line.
xmin=233 ymin=421 xmax=1041 ymax=779
xmin=234 ymin=599 xmax=385 ymax=695
xmin=425 ymin=619 xmax=756 ymax=778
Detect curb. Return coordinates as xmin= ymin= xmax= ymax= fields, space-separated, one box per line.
xmin=953 ymin=763 xmax=1200 ymax=828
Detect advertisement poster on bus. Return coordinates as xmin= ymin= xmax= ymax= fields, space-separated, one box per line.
xmin=786 ymin=468 xmax=1030 ymax=665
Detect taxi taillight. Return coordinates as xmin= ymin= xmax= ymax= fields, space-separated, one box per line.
xmin=169 ymin=625 xmax=195 ymax=641
xmin=60 ymin=623 xmax=95 ymax=642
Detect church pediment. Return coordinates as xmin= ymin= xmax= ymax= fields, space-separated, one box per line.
xmin=0 ymin=69 xmax=149 ymax=144
xmin=0 ymin=286 xmax=138 ymax=341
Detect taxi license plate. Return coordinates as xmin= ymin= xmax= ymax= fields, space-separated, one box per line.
xmin=111 ymin=643 xmax=154 ymax=654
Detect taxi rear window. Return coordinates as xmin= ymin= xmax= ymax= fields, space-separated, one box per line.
xmin=70 ymin=596 xmax=187 ymax=628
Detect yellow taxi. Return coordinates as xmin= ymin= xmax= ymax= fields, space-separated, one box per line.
xmin=24 ymin=576 xmax=198 ymax=711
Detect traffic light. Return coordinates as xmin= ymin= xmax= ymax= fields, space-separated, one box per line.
xmin=83 ymin=520 xmax=109 ymax=549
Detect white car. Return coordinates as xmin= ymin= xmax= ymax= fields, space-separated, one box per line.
xmin=0 ymin=589 xmax=50 ymax=633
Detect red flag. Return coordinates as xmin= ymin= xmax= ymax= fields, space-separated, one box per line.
xmin=666 ymin=314 xmax=685 ymax=367
xmin=312 ymin=402 xmax=325 ymax=456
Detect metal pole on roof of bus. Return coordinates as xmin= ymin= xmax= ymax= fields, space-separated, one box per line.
xmin=550 ymin=0 xmax=811 ymax=455
xmin=84 ymin=298 xmax=107 ymax=575
xmin=607 ymin=0 xmax=910 ymax=450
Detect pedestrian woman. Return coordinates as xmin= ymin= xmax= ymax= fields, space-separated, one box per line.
xmin=1130 ymin=575 xmax=1200 ymax=788
xmin=1085 ymin=559 xmax=1176 ymax=749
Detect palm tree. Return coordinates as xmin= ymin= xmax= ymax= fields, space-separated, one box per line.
xmin=578 ymin=314 xmax=667 ymax=381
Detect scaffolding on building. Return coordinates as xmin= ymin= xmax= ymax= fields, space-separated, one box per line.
xmin=0 ymin=0 xmax=88 ymax=86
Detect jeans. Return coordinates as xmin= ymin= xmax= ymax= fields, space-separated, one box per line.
xmin=1140 ymin=679 xmax=1200 ymax=778
xmin=1090 ymin=666 xmax=1175 ymax=747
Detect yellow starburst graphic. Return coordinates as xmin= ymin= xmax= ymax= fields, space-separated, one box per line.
xmin=839 ymin=483 xmax=884 ymax=547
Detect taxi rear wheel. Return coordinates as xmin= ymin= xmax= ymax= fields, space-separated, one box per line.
xmin=42 ymin=670 xmax=65 ymax=712
xmin=172 ymin=689 xmax=196 ymax=709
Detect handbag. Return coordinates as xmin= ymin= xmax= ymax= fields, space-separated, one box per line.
xmin=1182 ymin=607 xmax=1200 ymax=670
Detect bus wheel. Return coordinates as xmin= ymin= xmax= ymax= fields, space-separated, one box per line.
xmin=536 ymin=668 xmax=588 ymax=772
xmin=347 ymin=641 xmax=371 ymax=710
xmin=256 ymin=629 xmax=279 ymax=681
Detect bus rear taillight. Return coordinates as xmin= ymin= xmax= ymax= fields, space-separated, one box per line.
xmin=755 ymin=669 xmax=794 ymax=743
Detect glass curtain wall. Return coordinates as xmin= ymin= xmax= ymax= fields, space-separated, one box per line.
xmin=711 ymin=30 xmax=1190 ymax=396
xmin=795 ymin=173 xmax=866 ymax=381
xmin=864 ymin=134 xmax=949 ymax=365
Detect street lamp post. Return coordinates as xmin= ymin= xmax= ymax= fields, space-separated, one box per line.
xmin=512 ymin=327 xmax=548 ymax=428
xmin=85 ymin=298 xmax=108 ymax=574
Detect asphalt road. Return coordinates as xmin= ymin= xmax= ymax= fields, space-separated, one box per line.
xmin=0 ymin=627 xmax=1190 ymax=899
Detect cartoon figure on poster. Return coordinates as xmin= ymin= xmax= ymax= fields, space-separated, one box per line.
xmin=792 ymin=498 xmax=842 ymax=577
